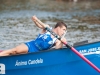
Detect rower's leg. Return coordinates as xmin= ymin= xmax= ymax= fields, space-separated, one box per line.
xmin=0 ymin=44 xmax=28 ymax=56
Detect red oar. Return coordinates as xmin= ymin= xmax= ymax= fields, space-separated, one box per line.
xmin=45 ymin=27 xmax=100 ymax=73
xmin=0 ymin=50 xmax=3 ymax=52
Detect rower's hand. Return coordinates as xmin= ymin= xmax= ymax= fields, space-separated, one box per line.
xmin=32 ymin=15 xmax=38 ymax=21
xmin=61 ymin=37 xmax=67 ymax=44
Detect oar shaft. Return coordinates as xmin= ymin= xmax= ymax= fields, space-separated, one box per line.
xmin=61 ymin=41 xmax=100 ymax=72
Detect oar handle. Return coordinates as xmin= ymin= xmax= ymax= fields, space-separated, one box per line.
xmin=45 ymin=27 xmax=73 ymax=48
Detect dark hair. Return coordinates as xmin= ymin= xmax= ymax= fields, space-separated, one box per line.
xmin=54 ymin=22 xmax=67 ymax=29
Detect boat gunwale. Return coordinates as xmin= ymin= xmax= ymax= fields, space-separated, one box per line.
xmin=0 ymin=41 xmax=100 ymax=58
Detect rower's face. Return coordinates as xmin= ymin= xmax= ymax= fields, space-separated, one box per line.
xmin=58 ymin=26 xmax=67 ymax=36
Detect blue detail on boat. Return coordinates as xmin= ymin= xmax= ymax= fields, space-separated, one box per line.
xmin=0 ymin=41 xmax=100 ymax=75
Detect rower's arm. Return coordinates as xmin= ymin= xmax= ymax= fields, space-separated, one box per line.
xmin=32 ymin=16 xmax=50 ymax=29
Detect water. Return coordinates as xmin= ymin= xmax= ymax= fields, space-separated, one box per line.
xmin=0 ymin=0 xmax=100 ymax=50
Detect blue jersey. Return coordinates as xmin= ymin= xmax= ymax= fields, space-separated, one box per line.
xmin=25 ymin=32 xmax=57 ymax=52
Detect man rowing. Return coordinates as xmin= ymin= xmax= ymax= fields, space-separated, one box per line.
xmin=0 ymin=15 xmax=67 ymax=56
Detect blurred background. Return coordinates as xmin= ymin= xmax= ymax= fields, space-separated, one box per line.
xmin=0 ymin=0 xmax=100 ymax=50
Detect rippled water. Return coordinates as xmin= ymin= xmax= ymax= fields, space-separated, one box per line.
xmin=0 ymin=0 xmax=100 ymax=50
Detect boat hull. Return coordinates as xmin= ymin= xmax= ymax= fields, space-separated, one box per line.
xmin=0 ymin=41 xmax=100 ymax=75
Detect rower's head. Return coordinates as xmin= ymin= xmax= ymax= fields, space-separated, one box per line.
xmin=54 ymin=22 xmax=67 ymax=36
